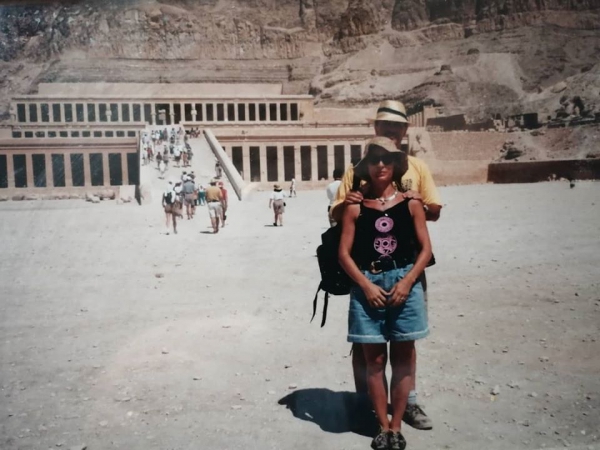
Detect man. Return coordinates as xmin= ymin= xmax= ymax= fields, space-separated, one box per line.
xmin=330 ymin=100 xmax=442 ymax=431
xmin=182 ymin=176 xmax=196 ymax=220
xmin=326 ymin=169 xmax=344 ymax=227
xmin=289 ymin=178 xmax=297 ymax=197
xmin=218 ymin=181 xmax=229 ymax=227
xmin=205 ymin=179 xmax=224 ymax=234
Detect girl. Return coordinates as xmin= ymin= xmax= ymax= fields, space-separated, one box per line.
xmin=338 ymin=137 xmax=432 ymax=450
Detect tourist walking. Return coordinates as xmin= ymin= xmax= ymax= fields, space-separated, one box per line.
xmin=326 ymin=169 xmax=343 ymax=227
xmin=197 ymin=185 xmax=206 ymax=206
xmin=215 ymin=160 xmax=223 ymax=178
xmin=289 ymin=178 xmax=297 ymax=197
xmin=338 ymin=137 xmax=432 ymax=450
xmin=182 ymin=176 xmax=196 ymax=220
xmin=268 ymin=184 xmax=287 ymax=227
xmin=158 ymin=158 xmax=166 ymax=179
xmin=330 ymin=100 xmax=442 ymax=431
xmin=218 ymin=181 xmax=228 ymax=226
xmin=205 ymin=179 xmax=224 ymax=233
xmin=162 ymin=181 xmax=181 ymax=235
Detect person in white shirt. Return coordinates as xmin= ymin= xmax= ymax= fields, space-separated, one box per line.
xmin=268 ymin=184 xmax=287 ymax=227
xmin=326 ymin=169 xmax=344 ymax=227
xmin=289 ymin=178 xmax=297 ymax=197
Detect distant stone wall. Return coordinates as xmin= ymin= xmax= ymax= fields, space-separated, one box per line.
xmin=429 ymin=131 xmax=507 ymax=161
xmin=488 ymin=160 xmax=600 ymax=183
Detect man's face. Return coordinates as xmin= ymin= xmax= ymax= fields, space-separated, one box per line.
xmin=374 ymin=121 xmax=409 ymax=149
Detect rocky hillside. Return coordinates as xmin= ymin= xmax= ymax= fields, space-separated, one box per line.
xmin=0 ymin=0 xmax=599 ymax=121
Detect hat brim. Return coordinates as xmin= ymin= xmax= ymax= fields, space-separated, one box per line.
xmin=368 ymin=112 xmax=410 ymax=124
xmin=354 ymin=146 xmax=405 ymax=180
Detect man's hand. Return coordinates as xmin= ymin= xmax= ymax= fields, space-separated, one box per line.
xmin=345 ymin=190 xmax=364 ymax=205
xmin=388 ymin=278 xmax=413 ymax=307
xmin=402 ymin=190 xmax=422 ymax=201
xmin=360 ymin=282 xmax=389 ymax=308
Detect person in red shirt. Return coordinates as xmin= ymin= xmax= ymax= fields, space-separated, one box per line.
xmin=218 ymin=181 xmax=228 ymax=226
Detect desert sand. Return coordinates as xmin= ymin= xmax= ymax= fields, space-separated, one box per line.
xmin=0 ymin=181 xmax=599 ymax=450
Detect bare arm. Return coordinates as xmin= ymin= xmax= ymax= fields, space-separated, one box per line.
xmin=338 ymin=204 xmax=388 ymax=308
xmin=388 ymin=199 xmax=433 ymax=306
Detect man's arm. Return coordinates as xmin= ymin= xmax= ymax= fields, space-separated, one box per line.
xmin=416 ymin=159 xmax=442 ymax=222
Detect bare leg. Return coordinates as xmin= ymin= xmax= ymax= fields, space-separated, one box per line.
xmin=172 ymin=213 xmax=178 ymax=234
xmin=165 ymin=212 xmax=170 ymax=233
xmin=388 ymin=341 xmax=415 ymax=432
xmin=362 ymin=344 xmax=390 ymax=431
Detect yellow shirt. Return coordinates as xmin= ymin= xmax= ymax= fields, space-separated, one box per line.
xmin=205 ymin=186 xmax=222 ymax=202
xmin=330 ymin=156 xmax=441 ymax=222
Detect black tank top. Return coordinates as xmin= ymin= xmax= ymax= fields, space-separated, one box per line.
xmin=352 ymin=200 xmax=417 ymax=267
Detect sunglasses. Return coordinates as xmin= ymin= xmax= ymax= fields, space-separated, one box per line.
xmin=366 ymin=153 xmax=396 ymax=166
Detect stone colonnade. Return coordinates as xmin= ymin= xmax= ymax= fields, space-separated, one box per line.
xmin=408 ymin=105 xmax=439 ymax=128
xmin=13 ymin=100 xmax=304 ymax=126
xmin=220 ymin=140 xmax=366 ymax=183
xmin=0 ymin=145 xmax=138 ymax=190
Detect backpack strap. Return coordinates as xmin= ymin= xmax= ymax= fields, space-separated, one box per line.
xmin=351 ymin=174 xmax=361 ymax=192
xmin=310 ymin=283 xmax=330 ymax=328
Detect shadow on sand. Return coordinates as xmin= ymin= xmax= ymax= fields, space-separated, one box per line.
xmin=278 ymin=388 xmax=378 ymax=437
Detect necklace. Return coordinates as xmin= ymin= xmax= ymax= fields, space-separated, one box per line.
xmin=376 ymin=189 xmax=399 ymax=205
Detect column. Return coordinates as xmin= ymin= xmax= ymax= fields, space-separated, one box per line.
xmin=294 ymin=145 xmax=301 ymax=182
xmin=232 ymin=103 xmax=237 ymax=122
xmin=151 ymin=113 xmax=157 ymax=126
xmin=64 ymin=153 xmax=73 ymax=187
xmin=25 ymin=103 xmax=31 ymax=123
xmin=45 ymin=153 xmax=54 ymax=188
xmin=6 ymin=153 xmax=15 ymax=188
xmin=169 ymin=102 xmax=175 ymax=125
xmin=95 ymin=103 xmax=100 ymax=123
xmin=102 ymin=152 xmax=110 ymax=186
xmin=180 ymin=102 xmax=185 ymax=125
xmin=26 ymin=153 xmax=34 ymax=188
xmin=130 ymin=103 xmax=134 ymax=122
xmin=121 ymin=152 xmax=129 ymax=185
xmin=244 ymin=103 xmax=249 ymax=122
xmin=202 ymin=104 xmax=207 ymax=122
xmin=49 ymin=103 xmax=55 ymax=122
xmin=113 ymin=103 xmax=119 ymax=123
xmin=60 ymin=103 xmax=65 ymax=124
xmin=310 ymin=145 xmax=318 ymax=181
xmin=35 ymin=103 xmax=41 ymax=123
xmin=259 ymin=144 xmax=267 ymax=182
xmin=83 ymin=153 xmax=92 ymax=187
xmin=276 ymin=103 xmax=280 ymax=122
xmin=344 ymin=143 xmax=351 ymax=168
xmin=277 ymin=143 xmax=285 ymax=182
xmin=327 ymin=143 xmax=334 ymax=180
xmin=242 ymin=143 xmax=250 ymax=182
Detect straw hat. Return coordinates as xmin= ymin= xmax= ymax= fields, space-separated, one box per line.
xmin=369 ymin=100 xmax=409 ymax=124
xmin=354 ymin=136 xmax=406 ymax=180
xmin=274 ymin=184 xmax=282 ymax=191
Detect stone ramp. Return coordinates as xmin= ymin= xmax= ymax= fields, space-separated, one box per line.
xmin=186 ymin=135 xmax=217 ymax=188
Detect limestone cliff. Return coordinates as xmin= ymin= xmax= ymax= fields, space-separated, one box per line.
xmin=0 ymin=0 xmax=598 ymax=121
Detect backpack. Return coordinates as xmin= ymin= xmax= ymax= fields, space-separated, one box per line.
xmin=164 ymin=191 xmax=174 ymax=205
xmin=311 ymin=175 xmax=361 ymax=327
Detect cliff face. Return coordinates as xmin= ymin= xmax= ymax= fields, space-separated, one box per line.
xmin=0 ymin=0 xmax=598 ymax=121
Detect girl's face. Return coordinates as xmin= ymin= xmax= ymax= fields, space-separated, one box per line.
xmin=366 ymin=149 xmax=395 ymax=184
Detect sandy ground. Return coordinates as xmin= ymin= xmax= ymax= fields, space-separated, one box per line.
xmin=1 ymin=181 xmax=599 ymax=450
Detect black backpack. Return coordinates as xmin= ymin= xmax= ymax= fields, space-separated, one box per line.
xmin=311 ymin=176 xmax=361 ymax=327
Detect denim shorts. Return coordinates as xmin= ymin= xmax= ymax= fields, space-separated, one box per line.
xmin=348 ymin=264 xmax=429 ymax=344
